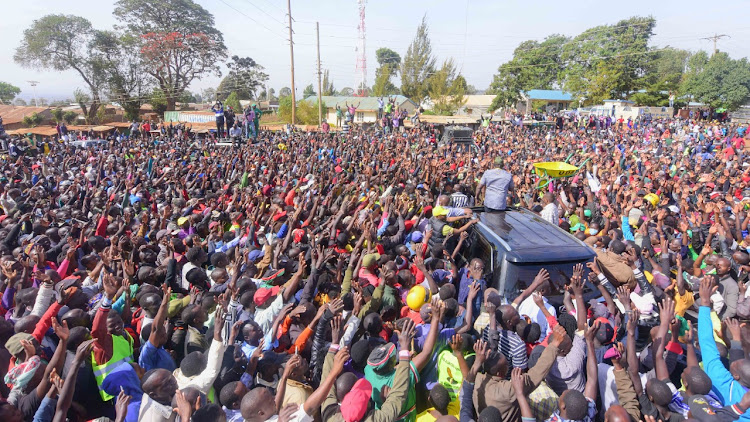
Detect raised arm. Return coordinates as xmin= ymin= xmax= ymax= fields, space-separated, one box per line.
xmin=583 ymin=320 xmax=599 ymax=400
xmin=512 ymin=268 xmax=549 ymax=306
xmin=413 ymin=300 xmax=444 ymax=371
xmin=653 ymin=297 xmax=675 ymax=381
xmin=511 ymin=368 xmax=534 ymax=420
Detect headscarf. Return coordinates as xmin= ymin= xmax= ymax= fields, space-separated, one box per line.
xmin=4 ymin=355 xmax=41 ymax=390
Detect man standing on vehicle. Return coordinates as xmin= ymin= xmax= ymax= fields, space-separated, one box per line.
xmin=477 ymin=157 xmax=514 ymax=212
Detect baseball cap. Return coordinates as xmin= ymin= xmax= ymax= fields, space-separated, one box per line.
xmin=367 ymin=343 xmax=397 ymax=371
xmin=687 ymin=395 xmax=740 ymax=422
xmin=341 ymin=379 xmax=373 ymax=422
xmin=409 ymin=231 xmax=423 ymax=243
xmin=362 ymin=253 xmax=380 ymax=268
xmin=5 ymin=333 xmax=34 ymax=359
xmin=432 ymin=206 xmax=449 ymax=217
xmin=247 ymin=249 xmax=265 ymax=262
xmin=594 ymin=317 xmax=616 ymax=345
xmin=253 ymin=286 xmax=281 ymax=306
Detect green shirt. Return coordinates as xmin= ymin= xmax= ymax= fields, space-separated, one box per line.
xmin=366 ymin=360 xmax=420 ymax=422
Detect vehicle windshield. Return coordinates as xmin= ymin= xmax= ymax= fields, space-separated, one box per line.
xmin=508 ymin=260 xmax=592 ymax=298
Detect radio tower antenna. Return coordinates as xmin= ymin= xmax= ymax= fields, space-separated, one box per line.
xmin=355 ymin=0 xmax=367 ymax=96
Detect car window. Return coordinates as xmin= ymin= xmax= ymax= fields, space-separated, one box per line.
xmin=511 ymin=261 xmax=590 ymax=296
xmin=465 ymin=227 xmax=494 ymax=279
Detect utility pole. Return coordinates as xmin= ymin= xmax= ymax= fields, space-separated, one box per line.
xmin=27 ymin=81 xmax=39 ymax=107
xmin=287 ymin=0 xmax=296 ymax=125
xmin=701 ymin=33 xmax=730 ymax=55
xmin=316 ymin=22 xmax=322 ymax=127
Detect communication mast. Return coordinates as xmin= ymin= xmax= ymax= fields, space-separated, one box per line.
xmin=354 ymin=0 xmax=367 ymax=96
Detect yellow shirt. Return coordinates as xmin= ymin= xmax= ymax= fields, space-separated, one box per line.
xmin=673 ymin=289 xmax=695 ymax=317
xmin=415 ymin=402 xmax=459 ymax=422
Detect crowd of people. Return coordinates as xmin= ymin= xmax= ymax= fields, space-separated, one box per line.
xmin=0 ymin=112 xmax=748 ymax=422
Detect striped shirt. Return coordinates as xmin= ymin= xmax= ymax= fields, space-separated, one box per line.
xmin=450 ymin=192 xmax=470 ymax=208
xmin=483 ymin=327 xmax=528 ymax=370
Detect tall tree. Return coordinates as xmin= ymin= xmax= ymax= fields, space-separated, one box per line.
xmin=680 ymin=51 xmax=750 ymax=111
xmin=201 ymin=88 xmax=217 ymax=103
xmin=427 ymin=59 xmax=467 ymax=115
xmin=630 ymin=47 xmax=690 ymax=106
xmin=13 ymin=99 xmax=27 ymax=106
xmin=339 ymin=87 xmax=354 ymax=96
xmin=224 ymin=91 xmax=241 ymax=112
xmin=0 ymin=82 xmax=21 ymax=104
xmin=303 ymin=84 xmax=316 ymax=98
xmin=114 ymin=0 xmax=227 ymax=111
xmin=321 ymin=70 xmax=336 ymax=96
xmin=91 ymin=31 xmax=151 ymax=121
xmin=63 ymin=111 xmax=78 ymax=124
xmin=560 ymin=16 xmax=656 ymax=104
xmin=148 ymin=89 xmax=168 ymax=116
xmin=400 ymin=16 xmax=436 ymax=103
xmin=373 ymin=48 xmax=401 ymax=96
xmin=52 ymin=108 xmax=65 ymax=123
xmin=258 ymin=88 xmax=276 ymax=101
xmin=279 ymin=87 xmax=292 ymax=98
xmin=14 ymin=14 xmax=105 ymax=122
xmin=217 ymin=56 xmax=268 ymax=100
xmin=488 ymin=34 xmax=568 ymax=111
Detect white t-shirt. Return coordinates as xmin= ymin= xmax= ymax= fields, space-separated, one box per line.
xmin=517 ymin=295 xmax=556 ymax=339
xmin=265 ymin=407 xmax=314 ymax=422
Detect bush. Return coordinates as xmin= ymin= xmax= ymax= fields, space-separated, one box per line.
xmin=279 ymin=97 xmax=326 ymax=125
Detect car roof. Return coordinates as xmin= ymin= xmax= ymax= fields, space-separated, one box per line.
xmin=476 ymin=208 xmax=595 ymax=263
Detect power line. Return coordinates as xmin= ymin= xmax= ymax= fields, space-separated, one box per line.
xmin=216 ymin=0 xmax=287 ymax=39
xmin=237 ymin=0 xmax=286 ymax=25
xmin=700 ymin=33 xmax=730 ymax=55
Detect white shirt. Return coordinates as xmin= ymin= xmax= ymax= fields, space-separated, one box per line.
xmin=181 ymin=262 xmax=196 ymax=290
xmin=517 ymin=295 xmax=556 ymax=339
xmin=540 ymin=203 xmax=559 ymax=225
xmin=264 ymin=407 xmax=314 ymax=422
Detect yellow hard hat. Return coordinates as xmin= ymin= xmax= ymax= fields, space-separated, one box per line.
xmin=406 ymin=285 xmax=430 ymax=311
xmin=644 ymin=193 xmax=659 ymax=207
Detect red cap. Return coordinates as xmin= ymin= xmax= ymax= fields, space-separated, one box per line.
xmin=253 ymin=286 xmax=281 ymax=306
xmin=341 ymin=378 xmax=372 ymax=422
xmin=293 ymin=228 xmax=305 ymax=243
xmin=335 ymin=165 xmax=343 ymax=173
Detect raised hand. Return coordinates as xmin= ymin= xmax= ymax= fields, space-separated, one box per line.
xmin=397 ymin=318 xmax=416 ymax=351
xmin=549 ymin=324 xmax=568 ymax=348
xmin=658 ymin=296 xmax=675 ymax=328
xmin=472 ymin=339 xmax=490 ymax=366
xmin=328 ymin=298 xmax=345 ymax=315
xmin=532 ymin=268 xmax=550 ymax=287
xmin=52 ymin=318 xmax=70 ymax=343
xmin=332 ymin=347 xmax=350 ymax=374
xmin=616 ymin=286 xmax=631 ymax=311
xmin=584 ymin=320 xmax=600 ymax=344
xmin=510 ymin=367 xmax=525 ymax=394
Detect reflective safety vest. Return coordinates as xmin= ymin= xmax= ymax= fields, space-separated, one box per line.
xmin=437 ymin=349 xmax=475 ymax=400
xmin=91 ymin=333 xmax=134 ymax=401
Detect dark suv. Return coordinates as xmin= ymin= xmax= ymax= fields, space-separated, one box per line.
xmin=456 ymin=208 xmax=596 ymax=305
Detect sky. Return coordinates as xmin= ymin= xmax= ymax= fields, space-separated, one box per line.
xmin=3 ymin=0 xmax=750 ymax=103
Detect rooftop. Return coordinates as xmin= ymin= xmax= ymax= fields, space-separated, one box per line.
xmin=303 ymin=95 xmax=417 ymax=111
xmin=0 ymin=105 xmax=52 ymax=124
xmin=525 ymin=90 xmax=573 ymax=102
xmin=461 ymin=95 xmax=496 ymax=108
xmin=477 ymin=208 xmax=595 ymax=263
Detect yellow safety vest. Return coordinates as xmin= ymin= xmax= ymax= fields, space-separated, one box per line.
xmin=91 ymin=333 xmax=134 ymax=401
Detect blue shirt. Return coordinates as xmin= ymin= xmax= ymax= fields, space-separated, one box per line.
xmin=139 ymin=340 xmax=176 ymax=372
xmin=415 ymin=323 xmax=456 ymax=389
xmin=456 ymin=268 xmax=485 ymax=317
